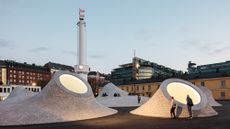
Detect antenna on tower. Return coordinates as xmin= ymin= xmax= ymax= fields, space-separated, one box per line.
xmin=134 ymin=49 xmax=136 ymax=58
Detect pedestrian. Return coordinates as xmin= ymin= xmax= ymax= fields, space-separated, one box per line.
xmin=170 ymin=96 xmax=176 ymax=119
xmin=138 ymin=95 xmax=141 ymax=104
xmin=186 ymin=95 xmax=194 ymax=119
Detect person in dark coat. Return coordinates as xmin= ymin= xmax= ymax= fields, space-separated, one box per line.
xmin=186 ymin=95 xmax=194 ymax=119
xmin=137 ymin=95 xmax=141 ymax=104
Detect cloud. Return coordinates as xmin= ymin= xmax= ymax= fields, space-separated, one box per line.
xmin=208 ymin=46 xmax=230 ymax=55
xmin=179 ymin=27 xmax=190 ymax=36
xmin=180 ymin=40 xmax=219 ymax=52
xmin=135 ymin=29 xmax=155 ymax=41
xmin=181 ymin=39 xmax=202 ymax=49
xmin=62 ymin=50 xmax=76 ymax=56
xmin=30 ymin=47 xmax=51 ymax=52
xmin=89 ymin=54 xmax=105 ymax=59
xmin=0 ymin=38 xmax=11 ymax=48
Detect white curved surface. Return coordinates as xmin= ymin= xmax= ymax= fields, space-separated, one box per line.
xmin=97 ymin=83 xmax=148 ymax=107
xmin=0 ymin=87 xmax=36 ymax=110
xmin=0 ymin=71 xmax=117 ymax=125
xmin=198 ymin=86 xmax=222 ymax=106
xmin=131 ymin=78 xmax=218 ymax=118
xmin=96 ymin=96 xmax=149 ymax=107
xmin=98 ymin=83 xmax=129 ymax=97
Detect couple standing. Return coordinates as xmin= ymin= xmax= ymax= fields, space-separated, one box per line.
xmin=170 ymin=95 xmax=193 ymax=119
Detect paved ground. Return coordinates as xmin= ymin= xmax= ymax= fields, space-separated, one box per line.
xmin=1 ymin=101 xmax=230 ymax=129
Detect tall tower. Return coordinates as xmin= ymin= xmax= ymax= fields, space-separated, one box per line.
xmin=74 ymin=9 xmax=90 ymax=80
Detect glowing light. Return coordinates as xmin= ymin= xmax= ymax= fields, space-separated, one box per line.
xmin=32 ymin=82 xmax=36 ymax=86
xmin=79 ymin=65 xmax=83 ymax=70
xmin=166 ymin=82 xmax=201 ymax=105
xmin=59 ymin=74 xmax=87 ymax=94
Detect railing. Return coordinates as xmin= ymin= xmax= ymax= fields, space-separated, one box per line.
xmin=0 ymin=85 xmax=41 ymax=100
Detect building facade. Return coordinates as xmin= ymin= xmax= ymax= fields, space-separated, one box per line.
xmin=116 ymin=61 xmax=230 ymax=100
xmin=88 ymin=71 xmax=110 ymax=96
xmin=117 ymin=77 xmax=230 ymax=100
xmin=0 ymin=60 xmax=51 ymax=86
xmin=44 ymin=62 xmax=74 ymax=75
xmin=188 ymin=60 xmax=230 ymax=74
xmin=111 ymin=57 xmax=182 ymax=83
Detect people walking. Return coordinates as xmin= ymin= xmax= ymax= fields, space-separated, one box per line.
xmin=138 ymin=95 xmax=141 ymax=104
xmin=186 ymin=95 xmax=194 ymax=119
xmin=170 ymin=96 xmax=176 ymax=119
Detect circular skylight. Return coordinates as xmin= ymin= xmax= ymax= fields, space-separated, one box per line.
xmin=59 ymin=74 xmax=88 ymax=94
xmin=166 ymin=82 xmax=201 ymax=105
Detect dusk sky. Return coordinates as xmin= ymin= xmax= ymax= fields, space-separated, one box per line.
xmin=1 ymin=0 xmax=230 ymax=73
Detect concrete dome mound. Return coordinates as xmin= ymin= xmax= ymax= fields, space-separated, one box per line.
xmin=0 ymin=87 xmax=36 ymax=110
xmin=0 ymin=71 xmax=117 ymax=126
xmin=198 ymin=86 xmax=222 ymax=106
xmin=97 ymin=83 xmax=149 ymax=107
xmin=98 ymin=83 xmax=129 ymax=97
xmin=130 ymin=78 xmax=218 ymax=118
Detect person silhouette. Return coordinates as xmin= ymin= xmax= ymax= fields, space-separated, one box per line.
xmin=138 ymin=95 xmax=141 ymax=104
xmin=186 ymin=95 xmax=194 ymax=119
xmin=170 ymin=96 xmax=176 ymax=119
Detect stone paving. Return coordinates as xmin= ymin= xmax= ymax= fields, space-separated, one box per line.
xmin=1 ymin=101 xmax=229 ymax=129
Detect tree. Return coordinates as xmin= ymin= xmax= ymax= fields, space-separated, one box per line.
xmin=35 ymin=80 xmax=49 ymax=89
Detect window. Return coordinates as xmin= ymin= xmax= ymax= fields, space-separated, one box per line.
xmin=192 ymin=82 xmax=195 ymax=85
xmin=221 ymin=92 xmax=225 ymax=98
xmin=142 ymin=86 xmax=145 ymax=90
xmin=0 ymin=88 xmax=2 ymax=92
xmin=201 ymin=81 xmax=205 ymax=86
xmin=221 ymin=80 xmax=225 ymax=88
xmin=148 ymin=85 xmax=151 ymax=90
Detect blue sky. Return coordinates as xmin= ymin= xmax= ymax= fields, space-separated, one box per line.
xmin=1 ymin=0 xmax=230 ymax=73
